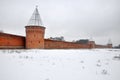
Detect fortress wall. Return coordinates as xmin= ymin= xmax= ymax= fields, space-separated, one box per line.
xmin=44 ymin=39 xmax=91 ymax=49
xmin=95 ymin=44 xmax=109 ymax=48
xmin=0 ymin=33 xmax=112 ymax=49
xmin=0 ymin=33 xmax=25 ymax=49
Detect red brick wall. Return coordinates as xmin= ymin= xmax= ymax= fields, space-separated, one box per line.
xmin=44 ymin=39 xmax=91 ymax=49
xmin=25 ymin=26 xmax=45 ymax=49
xmin=0 ymin=33 xmax=112 ymax=49
xmin=44 ymin=39 xmax=112 ymax=49
xmin=95 ymin=44 xmax=112 ymax=48
xmin=0 ymin=33 xmax=25 ymax=49
xmin=88 ymin=41 xmax=95 ymax=48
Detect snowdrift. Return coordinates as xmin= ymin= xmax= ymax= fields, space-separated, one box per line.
xmin=0 ymin=49 xmax=120 ymax=80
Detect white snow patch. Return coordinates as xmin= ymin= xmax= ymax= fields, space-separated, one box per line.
xmin=0 ymin=49 xmax=120 ymax=80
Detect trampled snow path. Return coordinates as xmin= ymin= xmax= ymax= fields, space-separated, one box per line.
xmin=0 ymin=49 xmax=120 ymax=80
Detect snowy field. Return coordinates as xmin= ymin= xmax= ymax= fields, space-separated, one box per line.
xmin=0 ymin=49 xmax=120 ymax=80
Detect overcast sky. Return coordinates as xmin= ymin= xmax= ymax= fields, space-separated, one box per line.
xmin=0 ymin=0 xmax=120 ymax=46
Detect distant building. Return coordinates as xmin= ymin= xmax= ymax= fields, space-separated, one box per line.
xmin=114 ymin=44 xmax=120 ymax=49
xmin=0 ymin=7 xmax=112 ymax=49
xmin=49 ymin=36 xmax=65 ymax=41
xmin=75 ymin=39 xmax=89 ymax=44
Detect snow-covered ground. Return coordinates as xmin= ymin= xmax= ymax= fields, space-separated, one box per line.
xmin=0 ymin=49 xmax=120 ymax=80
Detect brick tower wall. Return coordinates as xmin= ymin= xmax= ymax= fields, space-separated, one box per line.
xmin=88 ymin=41 xmax=95 ymax=48
xmin=25 ymin=26 xmax=45 ymax=49
xmin=107 ymin=44 xmax=112 ymax=48
xmin=0 ymin=33 xmax=25 ymax=49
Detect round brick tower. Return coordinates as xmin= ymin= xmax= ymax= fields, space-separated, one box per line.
xmin=107 ymin=39 xmax=112 ymax=48
xmin=89 ymin=41 xmax=95 ymax=48
xmin=25 ymin=6 xmax=45 ymax=49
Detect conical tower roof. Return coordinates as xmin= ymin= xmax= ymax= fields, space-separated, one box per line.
xmin=27 ymin=6 xmax=43 ymax=26
xmin=108 ymin=39 xmax=112 ymax=44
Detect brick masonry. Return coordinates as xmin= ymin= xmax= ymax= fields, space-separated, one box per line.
xmin=0 ymin=26 xmax=112 ymax=49
xmin=44 ymin=39 xmax=91 ymax=49
xmin=25 ymin=26 xmax=45 ymax=49
xmin=0 ymin=33 xmax=25 ymax=49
